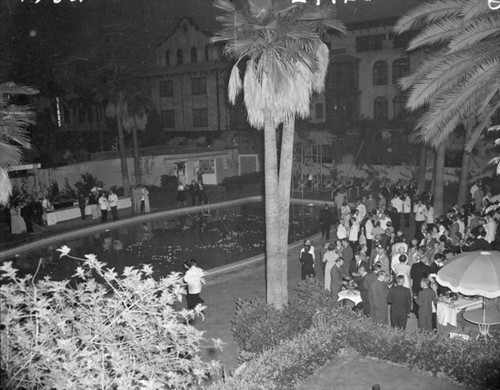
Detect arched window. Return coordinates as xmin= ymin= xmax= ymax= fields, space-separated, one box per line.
xmin=393 ymin=95 xmax=406 ymax=118
xmin=165 ymin=50 xmax=170 ymax=66
xmin=191 ymin=47 xmax=198 ymax=63
xmin=373 ymin=60 xmax=388 ymax=85
xmin=392 ymin=58 xmax=409 ymax=84
xmin=176 ymin=49 xmax=183 ymax=65
xmin=205 ymin=46 xmax=210 ymax=61
xmin=374 ymin=96 xmax=388 ymax=120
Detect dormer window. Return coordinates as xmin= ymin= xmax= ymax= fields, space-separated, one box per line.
xmin=177 ymin=49 xmax=183 ymax=65
xmin=205 ymin=46 xmax=209 ymax=61
xmin=165 ymin=50 xmax=170 ymax=66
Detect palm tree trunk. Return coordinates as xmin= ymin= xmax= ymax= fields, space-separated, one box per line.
xmin=117 ymin=118 xmax=130 ymax=197
xmin=433 ymin=143 xmax=445 ymax=216
xmin=417 ymin=144 xmax=427 ymax=194
xmin=132 ymin=127 xmax=141 ymax=185
xmin=457 ymin=122 xmax=473 ymax=207
xmin=264 ymin=114 xmax=285 ymax=308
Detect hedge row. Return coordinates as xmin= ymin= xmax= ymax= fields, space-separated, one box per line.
xmin=211 ymin=279 xmax=500 ymax=389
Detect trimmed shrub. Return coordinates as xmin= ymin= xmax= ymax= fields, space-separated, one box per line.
xmin=222 ymin=281 xmax=500 ymax=390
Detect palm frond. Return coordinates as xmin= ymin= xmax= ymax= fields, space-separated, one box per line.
xmin=393 ymin=0 xmax=462 ymax=34
xmin=448 ymin=14 xmax=500 ymax=53
xmin=407 ymin=17 xmax=462 ymax=51
xmin=462 ymin=0 xmax=492 ymax=21
xmin=403 ymin=46 xmax=496 ymax=109
xmin=228 ymin=64 xmax=243 ymax=104
xmin=0 ymin=168 xmax=13 ymax=206
xmin=0 ymin=82 xmax=39 ymax=95
xmin=417 ymin=64 xmax=500 ymax=144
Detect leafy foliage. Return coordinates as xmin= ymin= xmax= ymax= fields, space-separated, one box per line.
xmin=0 ymin=82 xmax=38 ymax=205
xmin=0 ymin=247 xmax=222 ymax=389
xmin=394 ymin=0 xmax=500 ymax=147
xmin=74 ymin=172 xmax=104 ymax=197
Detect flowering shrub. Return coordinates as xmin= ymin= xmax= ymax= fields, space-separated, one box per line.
xmin=0 ymin=246 xmax=222 ymax=389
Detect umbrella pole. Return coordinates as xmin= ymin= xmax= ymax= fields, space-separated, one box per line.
xmin=483 ymin=296 xmax=486 ymax=323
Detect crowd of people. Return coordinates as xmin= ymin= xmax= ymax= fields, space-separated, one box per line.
xmin=302 ymin=179 xmax=499 ymax=331
xmin=4 ymin=184 xmax=152 ymax=235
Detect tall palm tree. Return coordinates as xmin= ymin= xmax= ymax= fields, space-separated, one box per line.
xmin=394 ymin=0 xmax=500 ymax=208
xmin=0 ymin=82 xmax=38 ymax=205
xmin=213 ymin=0 xmax=345 ymax=307
xmin=104 ymin=85 xmax=152 ymax=195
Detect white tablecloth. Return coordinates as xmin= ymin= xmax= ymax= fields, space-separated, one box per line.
xmin=47 ymin=197 xmax=131 ymax=226
xmin=338 ymin=290 xmax=362 ymax=305
xmin=436 ymin=297 xmax=482 ymax=327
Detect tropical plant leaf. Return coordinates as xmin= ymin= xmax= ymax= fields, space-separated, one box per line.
xmin=393 ymin=0 xmax=462 ymax=34
xmin=448 ymin=14 xmax=500 ymax=53
xmin=407 ymin=16 xmax=462 ymax=51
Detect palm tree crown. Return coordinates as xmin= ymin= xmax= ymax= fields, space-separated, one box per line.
xmin=212 ymin=0 xmax=345 ymax=129
xmin=394 ymin=0 xmax=500 ymax=146
xmin=0 ymin=82 xmax=38 ymax=205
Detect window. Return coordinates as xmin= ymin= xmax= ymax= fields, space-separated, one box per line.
xmin=159 ymin=80 xmax=173 ymax=97
xmin=391 ymin=30 xmax=419 ymax=49
xmin=393 ymin=95 xmax=407 ymax=118
xmin=165 ymin=50 xmax=170 ymax=66
xmin=87 ymin=107 xmax=94 ymax=123
xmin=392 ymin=58 xmax=410 ymax=84
xmin=331 ymin=62 xmax=358 ymax=90
xmin=315 ymin=103 xmax=324 ymax=120
xmin=199 ymin=158 xmax=215 ymax=174
xmin=161 ymin=109 xmax=175 ymax=128
xmin=355 ymin=34 xmax=385 ymax=52
xmin=177 ymin=49 xmax=183 ymax=65
xmin=192 ymin=77 xmax=206 ymax=95
xmin=191 ymin=47 xmax=198 ymax=63
xmin=373 ymin=60 xmax=388 ymax=85
xmin=78 ymin=107 xmax=86 ymax=123
xmin=63 ymin=106 xmax=70 ymax=123
xmin=205 ymin=45 xmax=210 ymax=61
xmin=374 ymin=97 xmax=388 ymax=120
xmin=193 ymin=108 xmax=208 ymax=127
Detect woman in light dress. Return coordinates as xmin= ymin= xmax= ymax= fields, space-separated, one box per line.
xmin=323 ymin=240 xmax=341 ymax=291
xmin=10 ymin=205 xmax=27 ymax=234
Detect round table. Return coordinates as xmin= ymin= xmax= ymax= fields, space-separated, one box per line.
xmin=338 ymin=289 xmax=362 ymax=306
xmin=463 ymin=308 xmax=500 ymax=342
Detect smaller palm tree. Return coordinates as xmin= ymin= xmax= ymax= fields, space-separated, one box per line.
xmin=0 ymin=82 xmax=38 ymax=205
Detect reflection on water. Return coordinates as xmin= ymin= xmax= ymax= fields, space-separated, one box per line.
xmin=4 ymin=203 xmax=319 ymax=281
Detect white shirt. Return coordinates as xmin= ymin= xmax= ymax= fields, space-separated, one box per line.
xmin=425 ymin=207 xmax=434 ymax=224
xmin=365 ymin=219 xmax=374 ymax=240
xmin=356 ymin=203 xmax=366 ymax=221
xmin=414 ymin=204 xmax=427 ymax=222
xmin=391 ymin=197 xmax=403 ymax=213
xmin=337 ymin=224 xmax=347 ymax=240
xmin=403 ymin=196 xmax=411 ymax=214
xmin=485 ymin=220 xmax=497 ymax=243
xmin=98 ymin=196 xmax=109 ymax=210
xmin=184 ymin=266 xmax=205 ymax=294
xmin=380 ymin=216 xmax=391 ymax=231
xmin=108 ymin=193 xmax=118 ymax=207
xmin=300 ymin=246 xmax=316 ymax=260
xmin=349 ymin=221 xmax=360 ymax=242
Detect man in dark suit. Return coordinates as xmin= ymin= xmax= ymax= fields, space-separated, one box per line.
xmin=319 ymin=203 xmax=335 ymax=240
xmin=356 ymin=265 xmax=377 ymax=316
xmin=469 ymin=230 xmax=490 ymax=251
xmin=387 ymin=275 xmax=412 ymax=329
xmin=341 ymin=239 xmax=354 ymax=276
xmin=410 ymin=252 xmax=431 ymax=317
xmin=370 ymin=270 xmax=389 ymax=324
xmin=330 ymin=257 xmax=348 ymax=302
xmin=350 ymin=251 xmax=369 ymax=277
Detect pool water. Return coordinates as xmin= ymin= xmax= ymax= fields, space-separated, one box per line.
xmin=4 ymin=203 xmax=319 ymax=281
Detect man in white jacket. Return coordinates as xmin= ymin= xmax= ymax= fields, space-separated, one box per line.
xmin=184 ymin=259 xmax=206 ymax=311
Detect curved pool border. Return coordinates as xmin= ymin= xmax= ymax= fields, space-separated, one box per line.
xmin=0 ymin=197 xmax=329 ymax=270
